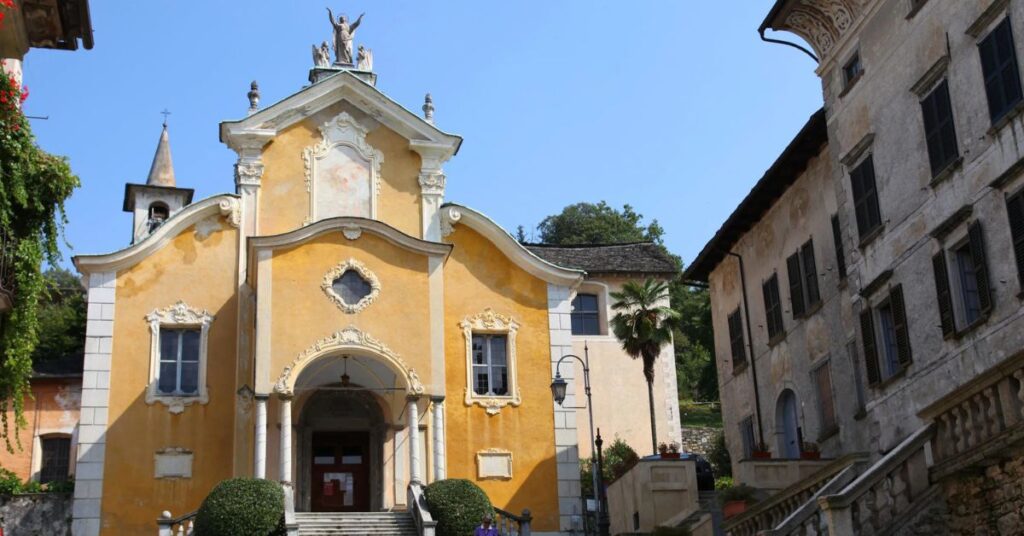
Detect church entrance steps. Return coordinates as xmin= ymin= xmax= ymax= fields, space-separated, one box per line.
xmin=295 ymin=511 xmax=417 ymax=536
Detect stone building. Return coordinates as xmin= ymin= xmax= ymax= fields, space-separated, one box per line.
xmin=685 ymin=0 xmax=1024 ymax=534
xmin=66 ymin=26 xmax=682 ymax=536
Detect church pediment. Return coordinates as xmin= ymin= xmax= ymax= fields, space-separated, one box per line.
xmin=219 ymin=70 xmax=461 ymax=155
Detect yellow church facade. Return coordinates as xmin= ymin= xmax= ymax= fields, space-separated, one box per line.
xmin=70 ymin=61 xmax=681 ymax=536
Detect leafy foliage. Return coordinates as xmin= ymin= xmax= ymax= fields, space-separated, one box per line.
xmin=0 ymin=66 xmax=79 ymax=451
xmin=0 ymin=466 xmax=72 ymax=494
xmin=707 ymin=431 xmax=732 ymax=477
xmin=536 ymin=202 xmax=664 ymax=245
xmin=717 ymin=483 xmax=758 ymax=505
xmin=32 ymin=269 xmax=85 ymax=363
xmin=669 ymin=280 xmax=717 ymax=402
xmin=423 ymin=479 xmax=493 ymax=536
xmin=580 ymin=437 xmax=640 ymax=496
xmin=194 ymin=478 xmax=285 ymax=536
xmin=610 ymin=279 xmax=679 ymax=384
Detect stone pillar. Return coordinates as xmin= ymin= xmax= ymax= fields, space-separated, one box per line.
xmin=410 ymin=141 xmax=453 ymax=242
xmin=431 ymin=397 xmax=446 ymax=481
xmin=408 ymin=396 xmax=423 ymax=484
xmin=279 ymin=394 xmax=293 ymax=485
xmin=255 ymin=394 xmax=268 ymax=479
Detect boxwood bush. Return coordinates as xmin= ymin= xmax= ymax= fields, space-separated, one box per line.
xmin=423 ymin=479 xmax=493 ymax=536
xmin=194 ymin=478 xmax=285 ymax=536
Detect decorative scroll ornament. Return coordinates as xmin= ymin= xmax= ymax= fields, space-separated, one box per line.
xmin=418 ymin=171 xmax=446 ymax=196
xmin=274 ymin=325 xmax=424 ymax=396
xmin=146 ymin=301 xmax=215 ymax=328
xmin=460 ymin=308 xmax=522 ymax=415
xmin=776 ymin=0 xmax=864 ymax=59
xmin=321 ymin=258 xmax=381 ymax=314
xmin=218 ymin=197 xmax=242 ymax=228
xmin=234 ymin=161 xmax=264 ymax=186
xmin=440 ymin=206 xmax=462 ymax=238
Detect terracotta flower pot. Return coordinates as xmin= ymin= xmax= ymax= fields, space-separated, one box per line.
xmin=752 ymin=450 xmax=771 ymax=459
xmin=660 ymin=452 xmax=681 ymax=459
xmin=801 ymin=451 xmax=821 ymax=460
xmin=723 ymin=500 xmax=748 ymax=519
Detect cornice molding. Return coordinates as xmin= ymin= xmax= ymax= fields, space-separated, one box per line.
xmin=74 ymin=195 xmax=241 ymax=274
xmin=768 ymin=0 xmax=868 ymax=61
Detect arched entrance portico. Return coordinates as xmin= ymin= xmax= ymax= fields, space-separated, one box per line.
xmin=263 ymin=326 xmax=442 ymax=513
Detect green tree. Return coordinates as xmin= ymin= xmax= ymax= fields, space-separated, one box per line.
xmin=537 ymin=202 xmax=664 ymax=245
xmin=610 ymin=279 xmax=679 ymax=455
xmin=0 ymin=66 xmax=80 ymax=449
xmin=580 ymin=437 xmax=640 ymax=496
xmin=32 ymin=269 xmax=85 ymax=363
xmin=670 ymin=280 xmax=717 ymax=401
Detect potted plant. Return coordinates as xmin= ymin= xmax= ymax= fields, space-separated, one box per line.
xmin=658 ymin=442 xmax=681 ymax=459
xmin=800 ymin=441 xmax=821 ymax=460
xmin=718 ymin=483 xmax=758 ymax=519
xmin=751 ymin=441 xmax=771 ymax=460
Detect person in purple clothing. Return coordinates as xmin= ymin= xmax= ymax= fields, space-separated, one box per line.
xmin=474 ymin=514 xmax=499 ymax=536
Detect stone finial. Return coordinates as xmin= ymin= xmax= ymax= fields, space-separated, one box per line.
xmin=247 ymin=81 xmax=260 ymax=114
xmin=422 ymin=93 xmax=434 ymax=124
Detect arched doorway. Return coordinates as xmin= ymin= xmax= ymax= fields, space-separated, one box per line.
xmin=775 ymin=389 xmax=801 ymax=459
xmin=296 ymin=389 xmax=386 ymax=512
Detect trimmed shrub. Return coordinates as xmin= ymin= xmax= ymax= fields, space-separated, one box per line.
xmin=423 ymin=479 xmax=493 ymax=536
xmin=194 ymin=478 xmax=285 ymax=536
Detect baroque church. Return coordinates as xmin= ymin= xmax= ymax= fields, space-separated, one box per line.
xmin=69 ymin=18 xmax=680 ymax=535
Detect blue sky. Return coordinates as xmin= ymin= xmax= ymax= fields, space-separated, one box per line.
xmin=22 ymin=1 xmax=822 ymax=268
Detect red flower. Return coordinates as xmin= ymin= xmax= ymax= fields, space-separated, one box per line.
xmin=19 ymin=86 xmax=27 ymax=102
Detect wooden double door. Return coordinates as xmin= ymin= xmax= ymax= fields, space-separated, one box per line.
xmin=310 ymin=431 xmax=371 ymax=512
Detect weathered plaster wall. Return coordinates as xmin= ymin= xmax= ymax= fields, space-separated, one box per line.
xmin=258 ymin=101 xmax=423 ymax=237
xmin=571 ymin=275 xmax=680 ymax=458
xmin=0 ymin=380 xmax=80 ymax=482
xmin=443 ymin=225 xmax=561 ymax=532
xmin=100 ymin=219 xmax=239 ymax=535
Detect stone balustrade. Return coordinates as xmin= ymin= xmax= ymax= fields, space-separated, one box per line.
xmin=734 ymin=458 xmax=837 ymax=496
xmin=157 ymin=510 xmax=196 ymax=536
xmin=818 ymin=424 xmax=934 ymax=536
xmin=725 ymin=455 xmax=865 ymax=536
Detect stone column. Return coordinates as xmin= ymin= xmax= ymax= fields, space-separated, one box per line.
xmin=410 ymin=141 xmax=453 ymax=242
xmin=279 ymin=394 xmax=293 ymax=485
xmin=407 ymin=396 xmax=423 ymax=485
xmin=255 ymin=394 xmax=268 ymax=479
xmin=431 ymin=397 xmax=446 ymax=481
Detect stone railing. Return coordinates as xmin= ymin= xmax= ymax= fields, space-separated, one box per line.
xmin=157 ymin=510 xmax=196 ymax=536
xmin=760 ymin=463 xmax=861 ymax=536
xmin=924 ymin=351 xmax=1024 ymax=479
xmin=494 ymin=506 xmax=533 ymax=536
xmin=408 ymin=482 xmax=438 ymax=536
xmin=818 ymin=424 xmax=935 ymax=536
xmin=724 ymin=454 xmax=866 ymax=536
xmin=733 ymin=458 xmax=837 ymax=495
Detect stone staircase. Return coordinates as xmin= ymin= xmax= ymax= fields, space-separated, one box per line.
xmin=294 ymin=511 xmax=418 ymax=536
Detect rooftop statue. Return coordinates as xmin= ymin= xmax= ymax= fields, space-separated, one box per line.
xmin=312 ymin=40 xmax=331 ymax=68
xmin=327 ymin=8 xmax=364 ymax=65
xmin=357 ymin=45 xmax=373 ymax=71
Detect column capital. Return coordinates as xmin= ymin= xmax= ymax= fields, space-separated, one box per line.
xmin=277 ymin=392 xmax=295 ymax=402
xmin=254 ymin=393 xmax=271 ymax=401
xmin=235 ymin=160 xmax=265 ymax=187
xmin=430 ymin=395 xmax=446 ymax=403
xmin=406 ymin=394 xmax=423 ymax=403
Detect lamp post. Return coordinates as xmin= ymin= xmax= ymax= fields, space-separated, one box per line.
xmin=550 ymin=344 xmax=610 ymax=536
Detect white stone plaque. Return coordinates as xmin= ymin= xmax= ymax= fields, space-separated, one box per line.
xmin=154 ymin=448 xmax=193 ymax=479
xmin=476 ymin=449 xmax=513 ymax=480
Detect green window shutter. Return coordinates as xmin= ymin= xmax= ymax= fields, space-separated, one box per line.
xmin=801 ymin=240 xmax=820 ymax=306
xmin=889 ymin=284 xmax=912 ymax=366
xmin=787 ymin=253 xmax=805 ymax=318
xmin=968 ymin=221 xmax=993 ymax=315
xmin=860 ymin=309 xmax=881 ymax=386
xmin=932 ymin=252 xmax=955 ymax=337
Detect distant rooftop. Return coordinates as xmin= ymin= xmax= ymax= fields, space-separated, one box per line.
xmin=526 ymin=242 xmax=679 ymax=276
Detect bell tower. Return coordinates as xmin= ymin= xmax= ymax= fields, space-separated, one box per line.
xmin=123 ymin=121 xmax=194 ymax=243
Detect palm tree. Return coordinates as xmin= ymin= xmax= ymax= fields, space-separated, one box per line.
xmin=610 ymin=278 xmax=679 ymax=455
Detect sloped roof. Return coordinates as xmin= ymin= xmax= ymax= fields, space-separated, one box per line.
xmin=683 ymin=108 xmax=828 ymax=283
xmin=526 ymin=242 xmax=679 ymax=276
xmin=147 ymin=124 xmax=176 ymax=187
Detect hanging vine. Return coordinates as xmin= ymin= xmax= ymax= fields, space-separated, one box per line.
xmin=0 ymin=55 xmax=80 ymax=451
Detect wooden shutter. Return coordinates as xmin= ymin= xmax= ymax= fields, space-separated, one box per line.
xmin=787 ymin=253 xmax=805 ymax=318
xmin=889 ymin=285 xmax=912 ymax=366
xmin=831 ymin=215 xmax=847 ymax=279
xmin=1008 ymin=193 xmax=1024 ymax=287
xmin=968 ymin=221 xmax=993 ymax=315
xmin=801 ymin=240 xmax=820 ymax=306
xmin=932 ymin=252 xmax=955 ymax=337
xmin=728 ymin=309 xmax=746 ymax=365
xmin=860 ymin=309 xmax=881 ymax=386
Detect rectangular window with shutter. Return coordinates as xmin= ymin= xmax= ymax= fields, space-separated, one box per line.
xmin=763 ymin=274 xmax=784 ymax=341
xmin=831 ymin=215 xmax=847 ymax=280
xmin=934 ymin=222 xmax=993 ymax=336
xmin=787 ymin=239 xmax=821 ymax=318
xmin=920 ymin=80 xmax=960 ymax=177
xmin=1007 ymin=190 xmax=1024 ymax=289
xmin=812 ymin=361 xmax=837 ymax=436
xmin=739 ymin=416 xmax=756 ymax=459
xmin=979 ymin=18 xmax=1024 ymax=124
xmin=860 ymin=284 xmax=912 ymax=387
xmin=850 ymin=156 xmax=883 ymax=240
xmin=727 ymin=308 xmax=746 ymax=369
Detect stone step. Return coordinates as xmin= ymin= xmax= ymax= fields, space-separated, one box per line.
xmin=295 ymin=512 xmax=418 ymax=536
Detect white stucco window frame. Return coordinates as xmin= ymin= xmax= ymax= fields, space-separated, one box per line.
xmin=145 ymin=301 xmax=215 ymax=414
xmin=460 ymin=308 xmax=522 ymax=416
xmin=303 ymin=112 xmax=383 ymax=225
xmin=571 ymin=281 xmax=611 ymax=338
xmin=321 ymin=258 xmax=382 ymax=314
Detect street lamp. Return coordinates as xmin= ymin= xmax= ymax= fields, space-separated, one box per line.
xmin=549 ymin=344 xmax=610 ymax=536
